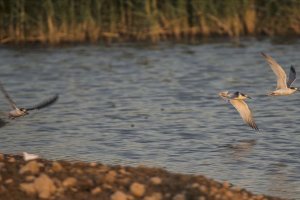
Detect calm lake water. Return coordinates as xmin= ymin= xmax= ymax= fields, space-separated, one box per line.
xmin=0 ymin=38 xmax=299 ymax=199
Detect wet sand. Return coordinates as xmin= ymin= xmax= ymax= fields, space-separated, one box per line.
xmin=0 ymin=153 xmax=284 ymax=200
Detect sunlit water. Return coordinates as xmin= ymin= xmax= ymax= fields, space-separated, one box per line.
xmin=0 ymin=38 xmax=299 ymax=199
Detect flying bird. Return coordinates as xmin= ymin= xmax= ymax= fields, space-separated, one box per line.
xmin=219 ymin=91 xmax=259 ymax=131
xmin=0 ymin=81 xmax=58 ymax=119
xmin=261 ymin=52 xmax=297 ymax=96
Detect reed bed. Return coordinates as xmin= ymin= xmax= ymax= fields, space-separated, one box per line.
xmin=0 ymin=0 xmax=299 ymax=44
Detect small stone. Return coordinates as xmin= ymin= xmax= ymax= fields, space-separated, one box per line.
xmin=173 ymin=193 xmax=185 ymax=200
xmin=223 ymin=181 xmax=231 ymax=188
xmin=199 ymin=185 xmax=207 ymax=193
xmin=111 ymin=191 xmax=127 ymax=200
xmin=143 ymin=193 xmax=162 ymax=200
xmin=0 ymin=175 xmax=2 ymax=182
xmin=103 ymin=184 xmax=113 ymax=190
xmin=191 ymin=183 xmax=200 ymax=188
xmin=105 ymin=170 xmax=117 ymax=183
xmin=20 ymin=183 xmax=36 ymax=195
xmin=62 ymin=177 xmax=77 ymax=188
xmin=130 ymin=182 xmax=145 ymax=197
xmin=91 ymin=187 xmax=102 ymax=195
xmin=0 ymin=154 xmax=4 ymax=161
xmin=90 ymin=162 xmax=97 ymax=167
xmin=51 ymin=162 xmax=63 ymax=172
xmin=127 ymin=195 xmax=134 ymax=200
xmin=98 ymin=165 xmax=109 ymax=173
xmin=75 ymin=169 xmax=83 ymax=174
xmin=25 ymin=176 xmax=35 ymax=182
xmin=225 ymin=191 xmax=233 ymax=198
xmin=19 ymin=161 xmax=43 ymax=175
xmin=198 ymin=197 xmax=206 ymax=200
xmin=150 ymin=177 xmax=162 ymax=185
xmin=8 ymin=157 xmax=15 ymax=163
xmin=119 ymin=168 xmax=129 ymax=175
xmin=4 ymin=179 xmax=13 ymax=184
xmin=0 ymin=162 xmax=5 ymax=170
xmin=118 ymin=178 xmax=130 ymax=185
xmin=209 ymin=187 xmax=218 ymax=196
xmin=34 ymin=174 xmax=56 ymax=199
xmin=0 ymin=185 xmax=6 ymax=193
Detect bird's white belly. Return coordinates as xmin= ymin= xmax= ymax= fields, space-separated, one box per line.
xmin=271 ymin=88 xmax=296 ymax=96
xmin=8 ymin=109 xmax=25 ymax=118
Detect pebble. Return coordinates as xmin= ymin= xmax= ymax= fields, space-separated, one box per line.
xmin=51 ymin=162 xmax=63 ymax=172
xmin=119 ymin=168 xmax=129 ymax=175
xmin=8 ymin=157 xmax=15 ymax=163
xmin=98 ymin=165 xmax=109 ymax=173
xmin=4 ymin=179 xmax=13 ymax=184
xmin=130 ymin=182 xmax=145 ymax=197
xmin=173 ymin=193 xmax=186 ymax=200
xmin=225 ymin=191 xmax=233 ymax=198
xmin=19 ymin=161 xmax=43 ymax=175
xmin=118 ymin=178 xmax=130 ymax=185
xmin=143 ymin=192 xmax=162 ymax=200
xmin=62 ymin=177 xmax=77 ymax=188
xmin=20 ymin=183 xmax=36 ymax=195
xmin=223 ymin=181 xmax=231 ymax=188
xmin=190 ymin=183 xmax=200 ymax=188
xmin=105 ymin=170 xmax=117 ymax=183
xmin=111 ymin=191 xmax=128 ymax=200
xmin=0 ymin=154 xmax=4 ymax=161
xmin=150 ymin=177 xmax=162 ymax=185
xmin=91 ymin=187 xmax=102 ymax=195
xmin=34 ymin=174 xmax=56 ymax=199
xmin=90 ymin=162 xmax=97 ymax=167
xmin=199 ymin=185 xmax=207 ymax=193
xmin=0 ymin=162 xmax=4 ymax=170
xmin=25 ymin=176 xmax=35 ymax=182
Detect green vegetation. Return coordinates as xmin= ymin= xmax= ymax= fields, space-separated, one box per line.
xmin=0 ymin=0 xmax=299 ymax=44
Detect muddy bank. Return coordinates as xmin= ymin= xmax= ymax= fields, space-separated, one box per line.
xmin=0 ymin=153 xmax=284 ymax=200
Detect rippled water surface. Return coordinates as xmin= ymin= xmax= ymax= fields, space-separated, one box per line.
xmin=0 ymin=39 xmax=299 ymax=199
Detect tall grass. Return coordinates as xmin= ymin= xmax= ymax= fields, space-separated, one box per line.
xmin=0 ymin=0 xmax=299 ymax=44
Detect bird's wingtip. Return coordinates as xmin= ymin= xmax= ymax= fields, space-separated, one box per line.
xmin=290 ymin=65 xmax=296 ymax=71
xmin=260 ymin=52 xmax=267 ymax=57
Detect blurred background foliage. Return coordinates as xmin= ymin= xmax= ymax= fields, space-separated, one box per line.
xmin=0 ymin=0 xmax=299 ymax=44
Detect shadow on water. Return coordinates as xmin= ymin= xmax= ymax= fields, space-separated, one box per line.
xmin=0 ymin=118 xmax=8 ymax=128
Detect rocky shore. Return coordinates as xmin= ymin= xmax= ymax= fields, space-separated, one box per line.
xmin=0 ymin=153 xmax=284 ymax=200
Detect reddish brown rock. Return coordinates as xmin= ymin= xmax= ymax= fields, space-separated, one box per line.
xmin=130 ymin=182 xmax=145 ymax=197
xmin=34 ymin=174 xmax=56 ymax=199
xmin=19 ymin=161 xmax=43 ymax=175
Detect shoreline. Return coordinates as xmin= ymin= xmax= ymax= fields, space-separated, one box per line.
xmin=0 ymin=153 xmax=284 ymax=200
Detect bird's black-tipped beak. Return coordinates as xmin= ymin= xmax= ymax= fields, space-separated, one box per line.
xmin=247 ymin=95 xmax=252 ymax=99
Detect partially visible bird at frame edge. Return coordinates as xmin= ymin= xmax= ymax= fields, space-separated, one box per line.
xmin=0 ymin=81 xmax=59 ymax=119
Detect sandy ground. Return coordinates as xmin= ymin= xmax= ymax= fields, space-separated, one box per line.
xmin=0 ymin=153 xmax=284 ymax=200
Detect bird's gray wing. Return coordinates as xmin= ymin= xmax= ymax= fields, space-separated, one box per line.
xmin=0 ymin=81 xmax=18 ymax=109
xmin=26 ymin=94 xmax=59 ymax=111
xmin=229 ymin=99 xmax=259 ymax=130
xmin=287 ymin=65 xmax=296 ymax=87
xmin=261 ymin=52 xmax=287 ymax=89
